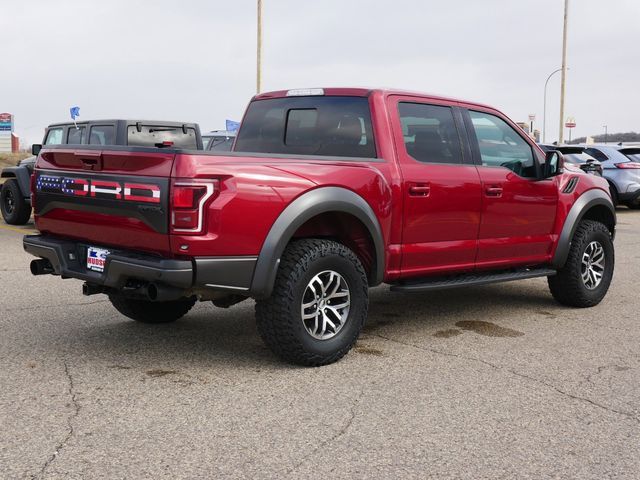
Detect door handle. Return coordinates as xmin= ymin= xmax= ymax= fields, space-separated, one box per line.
xmin=485 ymin=185 xmax=503 ymax=197
xmin=409 ymin=183 xmax=431 ymax=197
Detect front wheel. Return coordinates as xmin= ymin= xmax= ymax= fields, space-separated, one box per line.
xmin=109 ymin=295 xmax=196 ymax=323
xmin=1 ymin=179 xmax=31 ymax=225
xmin=256 ymin=239 xmax=369 ymax=366
xmin=548 ymin=220 xmax=614 ymax=307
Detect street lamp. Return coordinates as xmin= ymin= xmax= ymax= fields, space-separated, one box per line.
xmin=543 ymin=68 xmax=563 ymax=144
xmin=558 ymin=0 xmax=569 ymax=144
xmin=257 ymin=0 xmax=263 ymax=94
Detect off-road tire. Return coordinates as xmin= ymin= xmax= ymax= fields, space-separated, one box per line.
xmin=109 ymin=295 xmax=196 ymax=323
xmin=548 ymin=220 xmax=614 ymax=307
xmin=255 ymin=239 xmax=369 ymax=367
xmin=1 ymin=179 xmax=31 ymax=225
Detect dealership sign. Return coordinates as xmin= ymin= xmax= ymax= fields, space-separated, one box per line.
xmin=0 ymin=113 xmax=12 ymax=132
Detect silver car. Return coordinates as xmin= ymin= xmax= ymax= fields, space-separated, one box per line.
xmin=572 ymin=144 xmax=640 ymax=209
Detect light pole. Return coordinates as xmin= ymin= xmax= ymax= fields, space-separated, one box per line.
xmin=256 ymin=0 xmax=263 ymax=94
xmin=558 ymin=0 xmax=569 ymax=143
xmin=603 ymin=125 xmax=608 ymax=144
xmin=543 ymin=68 xmax=562 ymax=143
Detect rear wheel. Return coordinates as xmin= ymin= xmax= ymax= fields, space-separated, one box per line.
xmin=1 ymin=179 xmax=31 ymax=225
xmin=109 ymin=295 xmax=196 ymax=323
xmin=548 ymin=220 xmax=614 ymax=307
xmin=255 ymin=239 xmax=368 ymax=366
xmin=624 ymin=201 xmax=640 ymax=210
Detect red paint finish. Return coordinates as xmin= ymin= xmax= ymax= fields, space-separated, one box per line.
xmin=33 ymin=89 xmax=612 ymax=283
xmin=475 ymin=167 xmax=558 ymax=267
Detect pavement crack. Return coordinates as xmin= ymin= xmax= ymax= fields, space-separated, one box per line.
xmin=284 ymin=387 xmax=364 ymax=475
xmin=32 ymin=359 xmax=81 ymax=479
xmin=373 ymin=333 xmax=640 ymax=425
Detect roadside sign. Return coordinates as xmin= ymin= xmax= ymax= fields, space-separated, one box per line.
xmin=528 ymin=114 xmax=536 ymax=122
xmin=0 ymin=112 xmax=12 ymax=131
xmin=565 ymin=117 xmax=576 ymax=128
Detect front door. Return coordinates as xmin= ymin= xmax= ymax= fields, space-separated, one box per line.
xmin=463 ymin=108 xmax=558 ymax=268
xmin=388 ymin=97 xmax=482 ymax=278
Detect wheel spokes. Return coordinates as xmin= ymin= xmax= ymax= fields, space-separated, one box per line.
xmin=300 ymin=270 xmax=351 ymax=340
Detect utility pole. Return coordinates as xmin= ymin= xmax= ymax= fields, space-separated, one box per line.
xmin=558 ymin=0 xmax=569 ymax=144
xmin=543 ymin=68 xmax=562 ymax=143
xmin=256 ymin=0 xmax=263 ymax=94
xmin=603 ymin=125 xmax=608 ymax=144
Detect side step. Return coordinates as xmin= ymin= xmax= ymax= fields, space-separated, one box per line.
xmin=390 ymin=268 xmax=557 ymax=293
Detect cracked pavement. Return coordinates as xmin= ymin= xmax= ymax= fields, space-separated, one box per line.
xmin=1 ymin=211 xmax=639 ymax=479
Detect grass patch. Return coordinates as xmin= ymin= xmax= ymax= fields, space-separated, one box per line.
xmin=0 ymin=152 xmax=32 ymax=169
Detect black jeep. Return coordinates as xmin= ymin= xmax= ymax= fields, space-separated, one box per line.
xmin=1 ymin=119 xmax=202 ymax=225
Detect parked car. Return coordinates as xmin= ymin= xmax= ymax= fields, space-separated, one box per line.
xmin=202 ymin=130 xmax=236 ymax=151
xmin=1 ymin=119 xmax=202 ymax=225
xmin=575 ymin=144 xmax=640 ymax=208
xmin=538 ymin=144 xmax=603 ymax=176
xmin=24 ymin=88 xmax=615 ymax=366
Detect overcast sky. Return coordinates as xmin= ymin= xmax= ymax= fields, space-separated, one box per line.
xmin=2 ymin=0 xmax=639 ymax=146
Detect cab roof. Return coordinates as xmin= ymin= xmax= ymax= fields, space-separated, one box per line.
xmin=252 ymin=87 xmax=495 ymax=110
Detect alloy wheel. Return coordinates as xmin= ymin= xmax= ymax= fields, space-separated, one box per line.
xmin=300 ymin=270 xmax=351 ymax=340
xmin=581 ymin=241 xmax=605 ymax=290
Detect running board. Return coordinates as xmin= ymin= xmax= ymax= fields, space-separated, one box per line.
xmin=390 ymin=268 xmax=557 ymax=293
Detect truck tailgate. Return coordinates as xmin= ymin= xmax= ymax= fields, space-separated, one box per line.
xmin=34 ymin=148 xmax=174 ymax=255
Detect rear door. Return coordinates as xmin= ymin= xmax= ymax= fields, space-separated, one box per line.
xmin=462 ymin=108 xmax=557 ymax=268
xmin=34 ymin=147 xmax=174 ymax=254
xmin=388 ymin=96 xmax=482 ymax=278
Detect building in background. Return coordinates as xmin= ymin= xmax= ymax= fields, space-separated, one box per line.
xmin=0 ymin=113 xmax=19 ymax=153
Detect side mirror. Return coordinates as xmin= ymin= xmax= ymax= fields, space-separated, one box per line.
xmin=32 ymin=144 xmax=42 ymax=156
xmin=580 ymin=159 xmax=602 ymax=176
xmin=543 ymin=151 xmax=564 ymax=178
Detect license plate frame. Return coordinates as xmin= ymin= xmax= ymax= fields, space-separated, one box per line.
xmin=86 ymin=246 xmax=110 ymax=273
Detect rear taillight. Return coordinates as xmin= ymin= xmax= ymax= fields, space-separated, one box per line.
xmin=615 ymin=162 xmax=640 ymax=169
xmin=170 ymin=180 xmax=218 ymax=234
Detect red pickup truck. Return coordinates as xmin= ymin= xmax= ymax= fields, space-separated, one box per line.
xmin=24 ymin=88 xmax=616 ymax=366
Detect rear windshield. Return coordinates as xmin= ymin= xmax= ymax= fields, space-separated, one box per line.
xmin=620 ymin=148 xmax=640 ymax=162
xmin=234 ymin=96 xmax=376 ymax=158
xmin=127 ymin=125 xmax=198 ymax=148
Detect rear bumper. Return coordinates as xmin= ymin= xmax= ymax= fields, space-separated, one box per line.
xmin=618 ymin=187 xmax=640 ymax=204
xmin=23 ymin=235 xmax=256 ymax=293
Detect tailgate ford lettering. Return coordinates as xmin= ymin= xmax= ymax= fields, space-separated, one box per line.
xmin=36 ymin=174 xmax=161 ymax=203
xmin=34 ymin=170 xmax=169 ymax=233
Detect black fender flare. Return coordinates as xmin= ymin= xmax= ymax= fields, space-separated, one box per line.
xmin=250 ymin=187 xmax=385 ymax=298
xmin=552 ymin=189 xmax=616 ymax=268
xmin=1 ymin=166 xmax=31 ymax=199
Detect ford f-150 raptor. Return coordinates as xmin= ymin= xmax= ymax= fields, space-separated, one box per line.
xmin=24 ymin=88 xmax=616 ymax=366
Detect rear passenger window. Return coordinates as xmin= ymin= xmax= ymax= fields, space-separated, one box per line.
xmin=127 ymin=125 xmax=198 ymax=149
xmin=89 ymin=125 xmax=115 ymax=145
xmin=398 ymin=103 xmax=463 ymax=164
xmin=67 ymin=127 xmax=85 ymax=144
xmin=469 ymin=111 xmax=537 ymax=178
xmin=44 ymin=128 xmax=64 ymax=145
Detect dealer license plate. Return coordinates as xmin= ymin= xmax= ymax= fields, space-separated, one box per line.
xmin=86 ymin=246 xmax=110 ymax=272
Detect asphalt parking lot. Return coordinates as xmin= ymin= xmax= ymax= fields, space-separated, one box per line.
xmin=1 ymin=213 xmax=639 ymax=480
